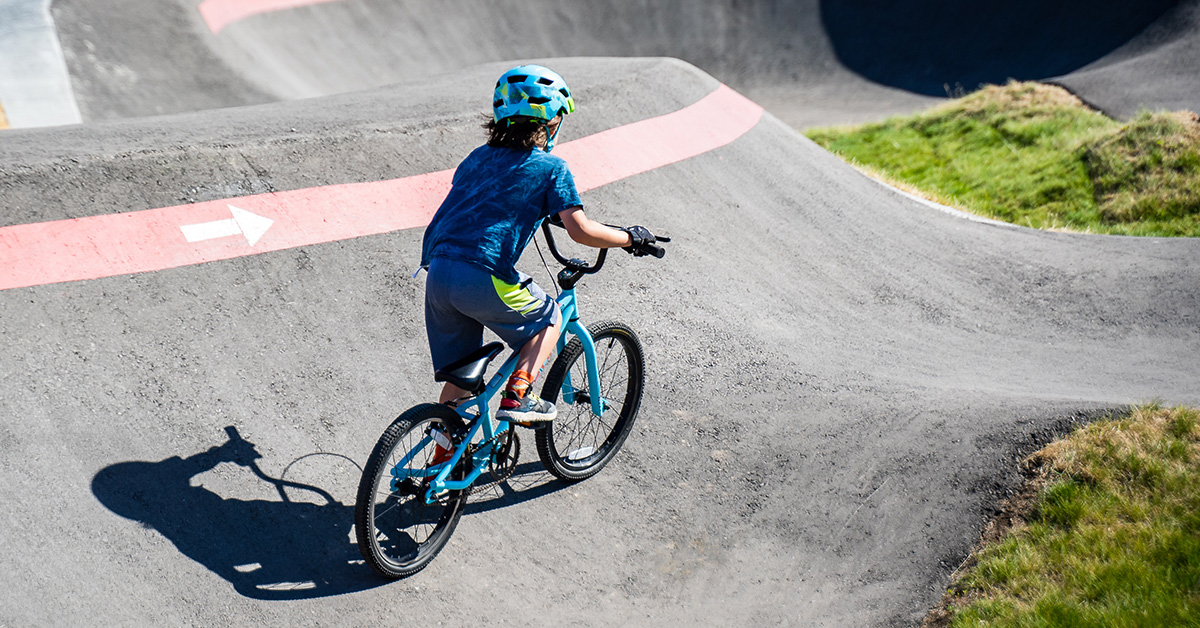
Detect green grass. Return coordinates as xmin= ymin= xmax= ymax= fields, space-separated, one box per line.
xmin=806 ymin=82 xmax=1200 ymax=237
xmin=932 ymin=405 xmax=1200 ymax=627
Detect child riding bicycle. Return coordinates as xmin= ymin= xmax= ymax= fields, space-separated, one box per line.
xmin=419 ymin=64 xmax=663 ymax=424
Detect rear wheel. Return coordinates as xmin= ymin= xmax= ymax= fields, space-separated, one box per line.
xmin=355 ymin=403 xmax=467 ymax=579
xmin=536 ymin=321 xmax=644 ymax=481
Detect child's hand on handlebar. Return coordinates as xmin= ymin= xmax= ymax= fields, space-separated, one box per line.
xmin=621 ymin=226 xmax=670 ymax=258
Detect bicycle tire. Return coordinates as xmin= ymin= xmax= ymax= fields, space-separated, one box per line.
xmin=536 ymin=321 xmax=644 ymax=481
xmin=355 ymin=403 xmax=468 ymax=579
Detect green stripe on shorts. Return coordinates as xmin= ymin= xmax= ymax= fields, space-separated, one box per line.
xmin=492 ymin=276 xmax=542 ymax=315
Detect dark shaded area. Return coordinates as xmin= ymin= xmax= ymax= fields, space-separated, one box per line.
xmin=821 ymin=0 xmax=1182 ymax=95
xmin=1054 ymin=0 xmax=1200 ymax=118
xmin=91 ymin=426 xmax=569 ymax=597
xmin=91 ymin=427 xmax=380 ymax=600
xmin=462 ymin=460 xmax=571 ymax=516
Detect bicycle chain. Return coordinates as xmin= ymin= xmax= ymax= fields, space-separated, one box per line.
xmin=464 ymin=429 xmax=520 ymax=496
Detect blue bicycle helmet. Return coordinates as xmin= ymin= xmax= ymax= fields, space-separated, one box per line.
xmin=493 ymin=65 xmax=576 ymax=150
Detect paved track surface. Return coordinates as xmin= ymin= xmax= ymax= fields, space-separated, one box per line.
xmin=48 ymin=0 xmax=1200 ymax=128
xmin=1053 ymin=0 xmax=1200 ymax=118
xmin=3 ymin=3 xmax=1200 ymax=627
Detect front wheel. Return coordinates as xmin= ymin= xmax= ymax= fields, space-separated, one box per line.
xmin=355 ymin=403 xmax=467 ymax=579
xmin=536 ymin=321 xmax=645 ymax=481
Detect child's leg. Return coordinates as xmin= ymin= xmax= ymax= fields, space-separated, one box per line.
xmin=516 ymin=320 xmax=561 ymax=380
xmin=504 ymin=320 xmax=561 ymax=400
xmin=438 ymin=382 xmax=471 ymax=405
xmin=496 ymin=319 xmax=562 ymax=423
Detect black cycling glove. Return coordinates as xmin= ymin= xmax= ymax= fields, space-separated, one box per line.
xmin=622 ymin=225 xmax=655 ymax=256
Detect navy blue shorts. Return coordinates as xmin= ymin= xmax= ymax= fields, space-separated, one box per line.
xmin=424 ymin=257 xmax=561 ymax=372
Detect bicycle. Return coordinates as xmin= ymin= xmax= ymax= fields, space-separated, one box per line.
xmin=354 ymin=221 xmax=667 ymax=579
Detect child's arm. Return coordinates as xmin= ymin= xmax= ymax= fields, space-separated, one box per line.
xmin=557 ymin=207 xmax=634 ymax=249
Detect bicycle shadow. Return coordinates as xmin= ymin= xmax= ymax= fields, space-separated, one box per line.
xmin=91 ymin=427 xmax=378 ymax=600
xmin=91 ymin=427 xmax=573 ymax=595
xmin=460 ymin=459 xmax=573 ymax=516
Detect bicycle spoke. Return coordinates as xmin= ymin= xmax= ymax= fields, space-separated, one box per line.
xmin=372 ymin=495 xmax=407 ymax=518
xmin=356 ymin=406 xmax=467 ymax=578
xmin=536 ymin=323 xmax=643 ymax=480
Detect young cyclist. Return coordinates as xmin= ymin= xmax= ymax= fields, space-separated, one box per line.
xmin=420 ymin=64 xmax=663 ymax=424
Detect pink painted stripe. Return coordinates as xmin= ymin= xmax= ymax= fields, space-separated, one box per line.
xmin=199 ymin=0 xmax=344 ymax=33
xmin=0 ymin=85 xmax=762 ymax=291
xmin=557 ymin=85 xmax=765 ymax=193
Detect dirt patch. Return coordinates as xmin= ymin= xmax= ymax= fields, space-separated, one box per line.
xmin=955 ymin=81 xmax=1091 ymax=114
xmin=920 ymin=450 xmax=1057 ymax=627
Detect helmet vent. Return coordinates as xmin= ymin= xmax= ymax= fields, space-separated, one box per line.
xmin=536 ymin=77 xmax=555 ymax=85
xmin=506 ymin=75 xmax=528 ymax=84
xmin=527 ymin=96 xmax=551 ymax=105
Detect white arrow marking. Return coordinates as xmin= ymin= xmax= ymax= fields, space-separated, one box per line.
xmin=180 ymin=205 xmax=274 ymax=246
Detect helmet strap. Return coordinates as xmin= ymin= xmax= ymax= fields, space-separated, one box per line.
xmin=544 ymin=118 xmax=562 ymax=152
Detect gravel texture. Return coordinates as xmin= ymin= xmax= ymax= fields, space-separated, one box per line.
xmin=3 ymin=3 xmax=1200 ymax=627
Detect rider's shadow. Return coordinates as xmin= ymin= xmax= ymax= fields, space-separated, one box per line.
xmin=92 ymin=426 xmax=571 ymax=596
xmin=462 ymin=459 xmax=572 ymax=515
xmin=91 ymin=427 xmax=379 ymax=600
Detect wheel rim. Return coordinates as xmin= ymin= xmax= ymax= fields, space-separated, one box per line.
xmin=368 ymin=417 xmax=460 ymax=570
xmin=552 ymin=333 xmax=635 ymax=470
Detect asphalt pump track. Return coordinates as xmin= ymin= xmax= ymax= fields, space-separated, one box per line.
xmin=3 ymin=3 xmax=1200 ymax=627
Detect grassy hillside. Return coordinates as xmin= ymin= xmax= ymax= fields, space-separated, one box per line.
xmin=807 ymin=82 xmax=1200 ymax=237
xmin=925 ymin=405 xmax=1200 ymax=626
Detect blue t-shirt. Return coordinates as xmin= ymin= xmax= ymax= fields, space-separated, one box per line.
xmin=420 ymin=144 xmax=583 ymax=284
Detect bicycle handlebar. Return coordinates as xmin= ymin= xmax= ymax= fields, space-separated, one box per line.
xmin=222 ymin=426 xmax=339 ymax=505
xmin=541 ymin=220 xmax=607 ymax=273
xmin=639 ymin=238 xmax=669 ymax=259
xmin=541 ymin=219 xmax=669 ymax=289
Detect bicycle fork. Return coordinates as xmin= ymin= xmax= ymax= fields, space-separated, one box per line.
xmin=559 ymin=315 xmax=608 ymax=418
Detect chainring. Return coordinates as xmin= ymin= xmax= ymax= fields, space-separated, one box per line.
xmin=466 ymin=429 xmax=520 ymax=495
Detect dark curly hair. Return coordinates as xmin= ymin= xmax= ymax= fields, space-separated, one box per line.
xmin=483 ymin=115 xmax=552 ymax=150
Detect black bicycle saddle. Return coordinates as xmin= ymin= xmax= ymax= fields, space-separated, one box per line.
xmin=433 ymin=341 xmax=506 ymax=394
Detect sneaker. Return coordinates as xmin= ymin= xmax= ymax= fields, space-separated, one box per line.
xmin=496 ymin=393 xmax=557 ymax=424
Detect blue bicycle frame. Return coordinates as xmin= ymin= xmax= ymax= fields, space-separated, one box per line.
xmin=391 ymin=282 xmax=606 ymax=503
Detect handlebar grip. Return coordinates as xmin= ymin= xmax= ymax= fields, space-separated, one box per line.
xmin=647 ymin=243 xmax=666 ymax=259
